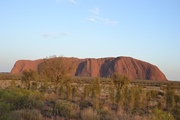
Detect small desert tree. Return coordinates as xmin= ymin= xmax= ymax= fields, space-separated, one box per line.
xmin=91 ymin=78 xmax=101 ymax=99
xmin=166 ymin=84 xmax=175 ymax=111
xmin=146 ymin=90 xmax=152 ymax=111
xmin=173 ymin=94 xmax=180 ymax=119
xmin=64 ymin=78 xmax=72 ymax=100
xmin=132 ymin=86 xmax=143 ymax=112
xmin=109 ymin=83 xmax=115 ymax=105
xmin=91 ymin=78 xmax=101 ymax=109
xmin=111 ymin=74 xmax=130 ymax=111
xmin=83 ymin=85 xmax=91 ymax=100
xmin=123 ymin=86 xmax=135 ymax=111
xmin=72 ymin=86 xmax=77 ymax=101
xmin=21 ymin=69 xmax=37 ymax=90
xmin=39 ymin=57 xmax=74 ymax=98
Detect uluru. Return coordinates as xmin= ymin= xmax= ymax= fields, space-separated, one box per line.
xmin=10 ymin=56 xmax=167 ymax=81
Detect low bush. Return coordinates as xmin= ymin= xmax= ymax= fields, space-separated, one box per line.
xmin=98 ymin=109 xmax=118 ymax=120
xmin=79 ymin=100 xmax=93 ymax=109
xmin=0 ymin=102 xmax=12 ymax=120
xmin=81 ymin=108 xmax=100 ymax=120
xmin=0 ymin=88 xmax=44 ymax=110
xmin=15 ymin=95 xmax=43 ymax=109
xmin=10 ymin=109 xmax=43 ymax=120
xmin=53 ymin=100 xmax=79 ymax=119
xmin=150 ymin=108 xmax=175 ymax=120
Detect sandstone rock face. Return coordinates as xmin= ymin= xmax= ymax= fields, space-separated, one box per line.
xmin=10 ymin=59 xmax=42 ymax=74
xmin=10 ymin=56 xmax=167 ymax=81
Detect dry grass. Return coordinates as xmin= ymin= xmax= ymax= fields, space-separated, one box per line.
xmin=11 ymin=109 xmax=43 ymax=120
xmin=44 ymin=92 xmax=57 ymax=101
xmin=99 ymin=109 xmax=118 ymax=120
xmin=81 ymin=108 xmax=100 ymax=120
xmin=53 ymin=100 xmax=80 ymax=119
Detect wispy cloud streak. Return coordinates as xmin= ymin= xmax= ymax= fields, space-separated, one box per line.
xmin=89 ymin=16 xmax=118 ymax=25
xmin=54 ymin=0 xmax=78 ymax=4
xmin=70 ymin=0 xmax=77 ymax=4
xmin=89 ymin=7 xmax=100 ymax=15
xmin=42 ymin=32 xmax=70 ymax=38
xmin=88 ymin=7 xmax=118 ymax=26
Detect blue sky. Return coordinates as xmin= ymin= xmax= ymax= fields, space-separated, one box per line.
xmin=0 ymin=0 xmax=180 ymax=80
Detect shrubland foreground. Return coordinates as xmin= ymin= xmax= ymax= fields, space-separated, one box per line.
xmin=0 ymin=75 xmax=180 ymax=120
xmin=0 ymin=58 xmax=179 ymax=120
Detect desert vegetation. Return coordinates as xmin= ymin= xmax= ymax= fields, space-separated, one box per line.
xmin=0 ymin=57 xmax=180 ymax=120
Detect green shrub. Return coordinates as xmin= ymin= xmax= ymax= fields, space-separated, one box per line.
xmin=0 ymin=88 xmax=43 ymax=110
xmin=15 ymin=94 xmax=43 ymax=109
xmin=0 ymin=89 xmax=16 ymax=102
xmin=0 ymin=102 xmax=12 ymax=120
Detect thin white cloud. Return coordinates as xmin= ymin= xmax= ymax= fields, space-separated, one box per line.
xmin=104 ymin=19 xmax=119 ymax=25
xmin=54 ymin=0 xmax=77 ymax=4
xmin=88 ymin=15 xmax=118 ymax=26
xmin=70 ymin=0 xmax=77 ymax=4
xmin=89 ymin=15 xmax=98 ymax=22
xmin=43 ymin=32 xmax=70 ymax=38
xmin=89 ymin=7 xmax=100 ymax=15
xmin=88 ymin=7 xmax=118 ymax=26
